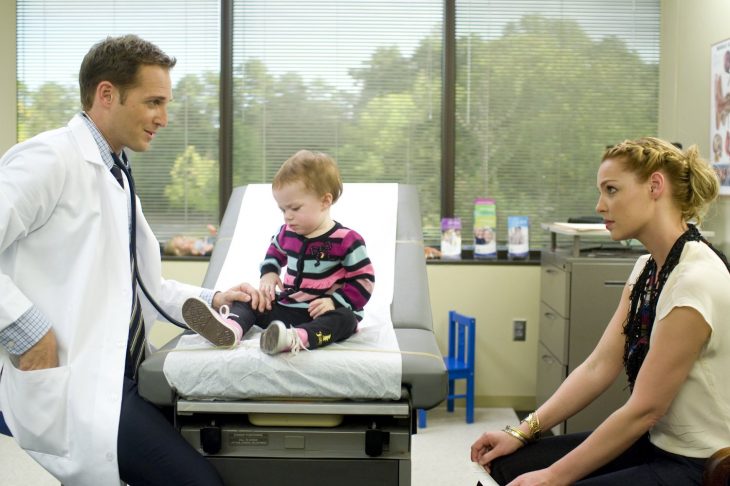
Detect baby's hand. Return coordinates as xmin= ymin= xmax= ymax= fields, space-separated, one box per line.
xmin=259 ymin=273 xmax=283 ymax=303
xmin=308 ymin=298 xmax=335 ymax=318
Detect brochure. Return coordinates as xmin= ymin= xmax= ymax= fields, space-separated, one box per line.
xmin=473 ymin=197 xmax=497 ymax=259
xmin=440 ymin=217 xmax=462 ymax=259
xmin=507 ymin=215 xmax=529 ymax=259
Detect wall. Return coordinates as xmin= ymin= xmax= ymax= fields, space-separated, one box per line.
xmin=659 ymin=0 xmax=730 ymax=254
xmin=428 ymin=264 xmax=540 ymax=410
xmin=0 ymin=1 xmax=15 ymax=153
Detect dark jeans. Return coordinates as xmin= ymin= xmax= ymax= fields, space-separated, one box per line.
xmin=483 ymin=432 xmax=706 ymax=485
xmin=117 ymin=377 xmax=224 ymax=486
xmin=229 ymin=300 xmax=358 ymax=349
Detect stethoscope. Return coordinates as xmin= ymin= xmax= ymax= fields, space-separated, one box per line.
xmin=113 ymin=154 xmax=189 ymax=330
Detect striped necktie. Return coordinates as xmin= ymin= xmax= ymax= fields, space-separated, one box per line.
xmin=111 ymin=153 xmax=146 ymax=380
xmin=126 ymin=285 xmax=145 ymax=380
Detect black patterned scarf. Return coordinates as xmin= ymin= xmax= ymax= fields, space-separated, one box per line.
xmin=623 ymin=224 xmax=730 ymax=390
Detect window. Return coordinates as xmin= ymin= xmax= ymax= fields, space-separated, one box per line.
xmin=454 ymin=0 xmax=660 ymax=246
xmin=16 ymin=1 xmax=660 ymax=249
xmin=231 ymin=0 xmax=443 ymax=241
xmin=17 ymin=0 xmax=220 ymax=242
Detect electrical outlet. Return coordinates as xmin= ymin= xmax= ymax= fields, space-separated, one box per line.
xmin=513 ymin=319 xmax=526 ymax=341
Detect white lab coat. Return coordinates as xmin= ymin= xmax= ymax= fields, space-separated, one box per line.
xmin=0 ymin=115 xmax=204 ymax=485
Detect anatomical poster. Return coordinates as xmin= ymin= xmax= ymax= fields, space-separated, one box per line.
xmin=711 ymin=37 xmax=730 ymax=194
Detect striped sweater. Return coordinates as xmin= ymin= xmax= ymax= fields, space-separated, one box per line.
xmin=260 ymin=222 xmax=375 ymax=320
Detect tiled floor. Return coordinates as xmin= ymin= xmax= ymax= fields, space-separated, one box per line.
xmin=413 ymin=406 xmax=517 ymax=486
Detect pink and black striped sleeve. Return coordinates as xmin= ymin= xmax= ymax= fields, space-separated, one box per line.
xmin=331 ymin=229 xmax=375 ymax=312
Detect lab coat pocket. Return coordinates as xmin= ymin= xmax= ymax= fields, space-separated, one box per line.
xmin=1 ymin=364 xmax=70 ymax=457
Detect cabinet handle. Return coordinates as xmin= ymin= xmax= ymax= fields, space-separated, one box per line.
xmin=541 ymin=354 xmax=555 ymax=364
xmin=544 ymin=312 xmax=556 ymax=320
xmin=603 ymin=280 xmax=626 ymax=287
xmin=545 ymin=268 xmax=557 ymax=275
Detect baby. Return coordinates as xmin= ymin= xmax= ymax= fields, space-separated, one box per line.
xmin=182 ymin=149 xmax=375 ymax=354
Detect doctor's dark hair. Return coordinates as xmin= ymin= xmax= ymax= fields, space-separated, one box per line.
xmin=79 ymin=34 xmax=177 ymax=111
xmin=273 ymin=150 xmax=343 ymax=203
xmin=602 ymin=137 xmax=719 ymax=224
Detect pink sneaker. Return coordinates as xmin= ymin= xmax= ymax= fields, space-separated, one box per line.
xmin=260 ymin=321 xmax=305 ymax=355
xmin=182 ymin=297 xmax=243 ymax=347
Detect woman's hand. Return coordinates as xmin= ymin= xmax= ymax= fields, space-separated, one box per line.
xmin=508 ymin=468 xmax=564 ymax=486
xmin=259 ymin=273 xmax=283 ymax=304
xmin=470 ymin=429 xmax=524 ymax=473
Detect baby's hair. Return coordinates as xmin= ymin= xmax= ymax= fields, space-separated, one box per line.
xmin=273 ymin=150 xmax=343 ymax=202
xmin=602 ymin=137 xmax=719 ymax=223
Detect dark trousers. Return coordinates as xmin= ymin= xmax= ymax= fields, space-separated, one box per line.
xmin=117 ymin=377 xmax=224 ymax=486
xmin=483 ymin=432 xmax=706 ymax=486
xmin=229 ymin=300 xmax=358 ymax=349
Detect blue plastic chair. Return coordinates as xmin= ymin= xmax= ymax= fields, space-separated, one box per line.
xmin=418 ymin=310 xmax=476 ymax=427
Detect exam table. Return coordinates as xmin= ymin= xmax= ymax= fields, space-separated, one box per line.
xmin=138 ymin=184 xmax=447 ymax=486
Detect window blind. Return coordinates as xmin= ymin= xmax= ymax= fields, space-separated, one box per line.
xmin=16 ymin=1 xmax=660 ymax=250
xmin=231 ymin=0 xmax=443 ymax=241
xmin=16 ymin=0 xmax=220 ymax=242
xmin=454 ymin=0 xmax=660 ymax=248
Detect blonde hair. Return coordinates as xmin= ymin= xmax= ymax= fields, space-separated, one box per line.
xmin=602 ymin=137 xmax=719 ymax=223
xmin=273 ymin=150 xmax=343 ymax=202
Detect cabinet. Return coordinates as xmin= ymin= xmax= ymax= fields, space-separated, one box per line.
xmin=537 ymin=249 xmax=640 ymax=434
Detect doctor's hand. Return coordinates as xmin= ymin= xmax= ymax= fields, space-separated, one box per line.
xmin=308 ymin=298 xmax=335 ymax=319
xmin=470 ymin=429 xmax=524 ymax=474
xmin=259 ymin=273 xmax=283 ymax=304
xmin=18 ymin=329 xmax=59 ymax=371
xmin=213 ymin=282 xmax=270 ymax=313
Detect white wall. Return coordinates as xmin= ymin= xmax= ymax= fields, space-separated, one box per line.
xmin=659 ymin=0 xmax=730 ymax=254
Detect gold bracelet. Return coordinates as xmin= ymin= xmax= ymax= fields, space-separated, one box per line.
xmin=502 ymin=425 xmax=528 ymax=445
xmin=521 ymin=412 xmax=542 ymax=441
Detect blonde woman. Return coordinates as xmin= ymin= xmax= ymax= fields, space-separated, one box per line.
xmin=472 ymin=138 xmax=730 ymax=485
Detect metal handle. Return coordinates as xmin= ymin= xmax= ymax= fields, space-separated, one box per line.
xmin=541 ymin=354 xmax=555 ymax=365
xmin=603 ymin=280 xmax=626 ymax=287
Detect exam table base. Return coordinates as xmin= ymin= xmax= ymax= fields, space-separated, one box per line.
xmin=177 ymin=405 xmax=413 ymax=486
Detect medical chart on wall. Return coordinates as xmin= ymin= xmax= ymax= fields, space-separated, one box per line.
xmin=711 ymin=37 xmax=730 ymax=194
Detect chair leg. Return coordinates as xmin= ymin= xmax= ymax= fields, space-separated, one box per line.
xmin=418 ymin=409 xmax=427 ymax=428
xmin=466 ymin=375 xmax=475 ymax=424
xmin=447 ymin=380 xmax=455 ymax=412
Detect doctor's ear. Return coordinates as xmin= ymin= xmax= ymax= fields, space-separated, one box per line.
xmin=96 ymin=81 xmax=115 ymax=106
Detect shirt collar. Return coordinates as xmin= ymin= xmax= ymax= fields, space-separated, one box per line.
xmin=80 ymin=112 xmax=124 ymax=170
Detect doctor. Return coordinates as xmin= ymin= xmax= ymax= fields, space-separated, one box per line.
xmin=0 ymin=35 xmax=263 ymax=485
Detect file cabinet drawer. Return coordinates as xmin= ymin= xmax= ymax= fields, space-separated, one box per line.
xmin=536 ymin=342 xmax=567 ymax=409
xmin=540 ymin=264 xmax=569 ymax=317
xmin=539 ymin=302 xmax=568 ymax=363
